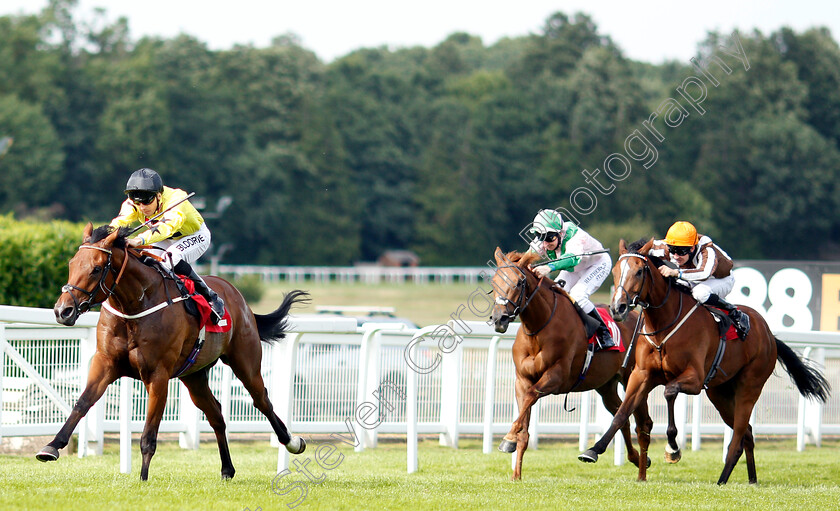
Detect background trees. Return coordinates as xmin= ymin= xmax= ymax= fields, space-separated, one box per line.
xmin=2 ymin=3 xmax=839 ymax=265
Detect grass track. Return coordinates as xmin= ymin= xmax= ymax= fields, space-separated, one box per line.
xmin=2 ymin=436 xmax=839 ymax=510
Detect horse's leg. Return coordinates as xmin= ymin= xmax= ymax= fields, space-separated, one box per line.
xmin=708 ymin=385 xmax=760 ymax=485
xmin=580 ymin=368 xmax=656 ymax=482
xmin=225 ymin=341 xmax=305 ymax=454
xmin=179 ymin=369 xmax=236 ymax=479
xmin=512 ymin=405 xmax=532 ymax=482
xmin=500 ymin=375 xmax=529 ymax=453
xmin=36 ymin=353 xmax=118 ymax=461
xmin=632 ymin=396 xmax=654 ymax=480
xmin=662 ymin=369 xmax=703 ymax=464
xmin=594 ymin=376 xmax=646 ymax=469
xmin=139 ymin=371 xmax=171 ymax=481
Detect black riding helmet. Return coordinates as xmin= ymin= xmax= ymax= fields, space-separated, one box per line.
xmin=125 ymin=168 xmax=163 ymax=204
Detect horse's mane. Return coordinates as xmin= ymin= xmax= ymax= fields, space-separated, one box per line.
xmin=503 ymin=250 xmax=542 ymax=270
xmin=626 ymin=237 xmax=651 ymax=254
xmin=88 ymin=225 xmax=131 ymax=248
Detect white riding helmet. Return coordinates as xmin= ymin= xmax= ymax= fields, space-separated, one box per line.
xmin=529 ymin=209 xmax=564 ymax=235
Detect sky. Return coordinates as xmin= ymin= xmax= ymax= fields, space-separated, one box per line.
xmin=3 ymin=1 xmax=840 ymax=64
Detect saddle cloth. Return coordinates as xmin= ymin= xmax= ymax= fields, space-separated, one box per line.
xmin=176 ymin=275 xmax=232 ymax=333
xmin=707 ymin=306 xmax=740 ymax=341
xmin=587 ymin=307 xmax=625 ymax=352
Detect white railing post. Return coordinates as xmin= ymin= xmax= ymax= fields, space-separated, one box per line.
xmin=406 ymin=338 xmax=419 ymax=474
xmin=482 ymin=336 xmax=500 ymax=454
xmin=578 ymin=390 xmax=592 ymax=452
xmin=276 ymin=333 xmax=300 ymax=474
xmin=692 ymin=394 xmax=702 ymax=451
xmin=806 ymin=348 xmax=825 ymax=447
xmin=438 ymin=329 xmax=462 ymax=448
xmin=120 ymin=376 xmax=132 ymax=473
xmin=0 ymin=325 xmax=5 ymax=443
xmin=77 ymin=327 xmax=97 ymax=458
xmin=179 ymin=379 xmax=200 ymax=449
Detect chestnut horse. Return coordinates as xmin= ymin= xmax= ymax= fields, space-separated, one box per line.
xmin=579 ymin=238 xmax=830 ymax=484
xmin=38 ymin=224 xmax=308 ymax=480
xmin=489 ymin=248 xmax=652 ymax=480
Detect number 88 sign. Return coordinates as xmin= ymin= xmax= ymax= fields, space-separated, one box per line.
xmin=729 ymin=267 xmax=814 ymax=331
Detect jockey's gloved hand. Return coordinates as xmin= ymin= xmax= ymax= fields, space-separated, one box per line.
xmin=658 ymin=265 xmax=679 ymax=278
xmin=127 ymin=237 xmax=144 ymax=248
xmin=534 ymin=265 xmax=551 ymax=279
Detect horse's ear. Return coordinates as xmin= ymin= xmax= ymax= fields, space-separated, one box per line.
xmin=641 ymin=237 xmax=655 ymax=255
xmin=104 ymin=226 xmax=120 ymax=247
xmin=494 ymin=247 xmax=505 ymax=264
xmin=82 ymin=222 xmax=93 ymax=243
xmin=618 ymin=239 xmax=628 ymax=255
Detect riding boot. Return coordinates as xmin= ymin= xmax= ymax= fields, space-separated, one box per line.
xmin=587 ymin=309 xmax=613 ymax=350
xmin=175 ymin=261 xmax=225 ymax=324
xmin=705 ymin=294 xmax=750 ymax=338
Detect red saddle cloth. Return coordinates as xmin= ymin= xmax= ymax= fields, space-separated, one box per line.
xmin=708 ymin=306 xmax=741 ymax=341
xmin=177 ymin=276 xmax=232 ymax=333
xmin=587 ymin=307 xmax=625 ymax=352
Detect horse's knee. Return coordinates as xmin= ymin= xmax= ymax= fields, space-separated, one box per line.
xmin=663 ymin=383 xmax=680 ymax=400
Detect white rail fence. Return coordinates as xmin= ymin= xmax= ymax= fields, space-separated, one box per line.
xmin=2 ymin=305 xmax=839 ymax=475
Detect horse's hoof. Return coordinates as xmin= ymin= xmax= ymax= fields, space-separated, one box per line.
xmin=498 ymin=439 xmax=517 ymax=453
xmin=578 ymin=449 xmax=599 ymax=463
xmin=35 ymin=446 xmax=60 ymax=462
xmin=286 ymin=436 xmax=306 ymax=455
xmin=221 ymin=469 xmax=235 ymax=480
xmin=664 ymin=449 xmax=681 ymax=464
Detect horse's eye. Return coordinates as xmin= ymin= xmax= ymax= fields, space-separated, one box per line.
xmin=635 ymin=269 xmax=643 ymax=277
xmin=92 ymin=266 xmax=102 ymax=275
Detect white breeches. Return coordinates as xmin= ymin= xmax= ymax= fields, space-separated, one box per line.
xmin=556 ymin=253 xmax=612 ymax=313
xmin=149 ymin=223 xmax=211 ymax=269
xmin=688 ymin=275 xmax=735 ymax=303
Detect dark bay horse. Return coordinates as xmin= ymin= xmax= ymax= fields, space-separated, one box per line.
xmin=38 ymin=223 xmax=308 ymax=480
xmin=579 ymin=238 xmax=830 ymax=484
xmin=489 ymin=248 xmax=652 ymax=480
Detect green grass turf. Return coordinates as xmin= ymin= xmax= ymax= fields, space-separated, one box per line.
xmin=2 ymin=436 xmax=838 ymax=511
xmin=250 ymin=281 xmax=611 ymax=328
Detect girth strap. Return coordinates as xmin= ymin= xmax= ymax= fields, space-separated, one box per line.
xmin=702 ymin=335 xmax=728 ymax=389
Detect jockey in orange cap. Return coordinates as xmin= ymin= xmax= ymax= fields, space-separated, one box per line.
xmin=651 ymin=221 xmax=750 ymax=337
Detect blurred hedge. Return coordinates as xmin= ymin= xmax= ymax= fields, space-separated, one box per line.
xmin=0 ymin=215 xmax=87 ymax=307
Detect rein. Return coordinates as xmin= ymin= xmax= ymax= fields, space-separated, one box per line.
xmin=616 ymin=253 xmax=698 ymax=353
xmin=62 ymin=244 xmax=184 ymax=321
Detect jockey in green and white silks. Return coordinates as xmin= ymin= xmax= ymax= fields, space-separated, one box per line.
xmin=528 ymin=209 xmax=614 ymax=348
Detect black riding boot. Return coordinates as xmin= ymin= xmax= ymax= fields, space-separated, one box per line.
xmin=587 ymin=309 xmax=613 ymax=350
xmin=175 ymin=261 xmax=225 ymax=324
xmin=705 ymin=294 xmax=750 ymax=338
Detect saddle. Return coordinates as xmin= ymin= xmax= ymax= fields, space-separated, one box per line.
xmin=138 ymin=254 xmax=200 ymax=319
xmin=705 ymin=307 xmax=741 ymax=342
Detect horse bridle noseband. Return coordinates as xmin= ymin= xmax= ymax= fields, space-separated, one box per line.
xmin=494 ymin=264 xmax=556 ymax=336
xmin=61 ymin=245 xmax=128 ymax=314
xmin=616 ymin=253 xmax=684 ymax=338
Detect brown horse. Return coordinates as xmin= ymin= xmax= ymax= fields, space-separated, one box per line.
xmin=38 ymin=223 xmax=308 ymax=480
xmin=489 ymin=248 xmax=652 ymax=480
xmin=578 ymin=238 xmax=830 ymax=484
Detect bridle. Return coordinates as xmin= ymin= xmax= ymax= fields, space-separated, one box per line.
xmin=615 ymin=252 xmax=688 ymax=343
xmin=614 ymin=253 xmax=672 ymax=311
xmin=493 ymin=263 xmax=556 ymax=336
xmin=60 ymin=245 xmax=129 ymax=315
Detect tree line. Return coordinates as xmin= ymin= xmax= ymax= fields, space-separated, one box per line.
xmin=2 ymin=1 xmax=840 ymax=266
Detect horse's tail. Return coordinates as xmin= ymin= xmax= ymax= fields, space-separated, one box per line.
xmin=775 ymin=338 xmax=831 ymax=402
xmin=254 ymin=290 xmax=310 ymax=344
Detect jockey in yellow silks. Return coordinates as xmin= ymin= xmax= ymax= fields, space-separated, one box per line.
xmin=110 ymin=168 xmax=225 ymax=322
